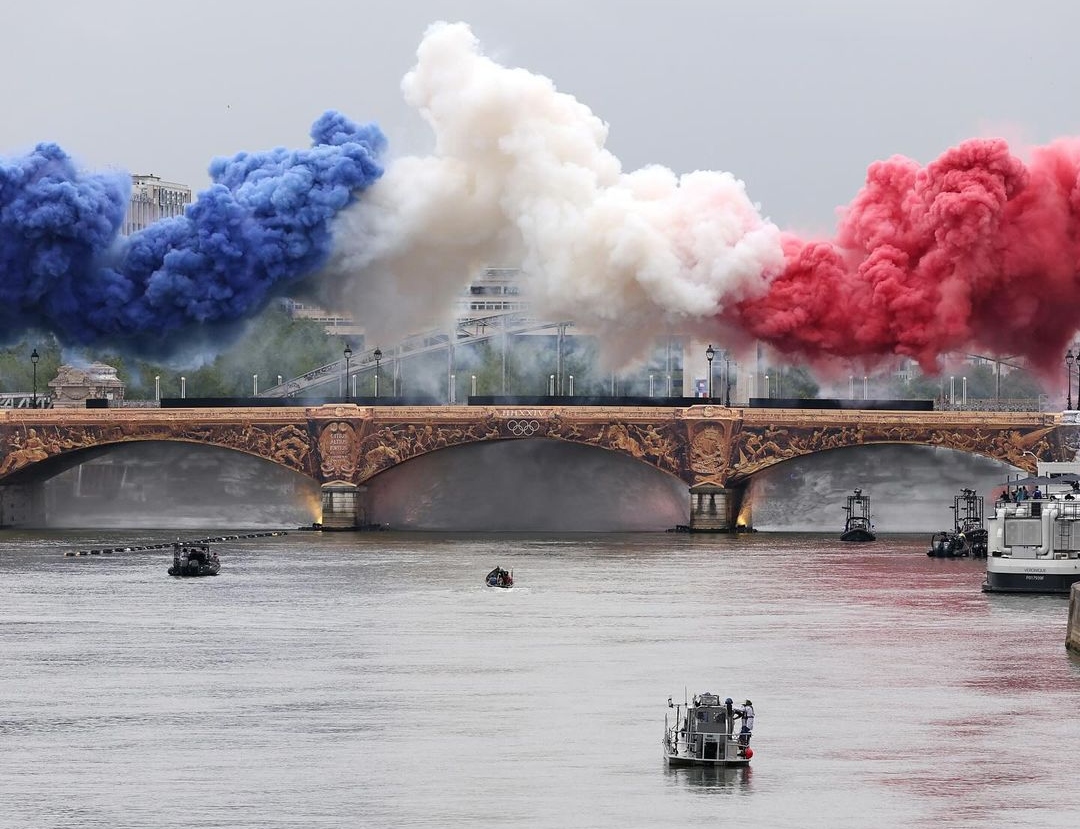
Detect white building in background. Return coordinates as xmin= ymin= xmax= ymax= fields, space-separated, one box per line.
xmin=122 ymin=174 xmax=192 ymax=235
xmin=457 ymin=267 xmax=527 ymax=316
xmin=282 ymin=267 xmax=529 ymax=339
xmin=279 ymin=298 xmax=365 ymax=338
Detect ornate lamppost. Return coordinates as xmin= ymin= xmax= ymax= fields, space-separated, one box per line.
xmin=373 ymin=347 xmax=382 ymax=398
xmin=1067 ymin=350 xmax=1075 ymax=410
xmin=705 ymin=344 xmax=715 ymax=399
xmin=30 ymin=348 xmax=39 ymax=408
xmin=343 ymin=344 xmax=352 ymax=401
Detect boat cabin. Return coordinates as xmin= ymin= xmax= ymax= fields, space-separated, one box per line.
xmin=840 ymin=489 xmax=876 ymax=542
xmin=664 ymin=692 xmax=751 ymax=767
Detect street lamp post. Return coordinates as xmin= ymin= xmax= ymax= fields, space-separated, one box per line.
xmin=30 ymin=348 xmax=39 ymax=408
xmin=1067 ymin=350 xmax=1075 ymax=410
xmin=705 ymin=344 xmax=715 ymax=399
xmin=154 ymin=375 xmax=160 ymax=402
xmin=373 ymin=348 xmax=382 ymax=398
xmin=253 ymin=374 xmax=258 ymax=396
xmin=343 ymin=344 xmax=352 ymax=402
xmin=569 ymin=374 xmax=574 ymax=396
xmin=181 ymin=376 xmax=186 ymax=399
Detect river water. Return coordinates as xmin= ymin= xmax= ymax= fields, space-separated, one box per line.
xmin=2 ymin=529 xmax=1078 ymax=829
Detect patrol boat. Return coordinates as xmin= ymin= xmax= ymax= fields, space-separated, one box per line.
xmin=168 ymin=541 xmax=221 ymax=577
xmin=663 ymin=692 xmax=752 ymax=767
xmin=984 ymin=462 xmax=1080 ymax=593
xmin=840 ymin=489 xmax=876 ymax=542
xmin=928 ymin=488 xmax=988 ymax=558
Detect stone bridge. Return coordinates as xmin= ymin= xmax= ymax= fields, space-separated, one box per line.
xmin=1 ymin=404 xmax=1076 ymax=530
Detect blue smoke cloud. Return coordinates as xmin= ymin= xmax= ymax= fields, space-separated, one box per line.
xmin=0 ymin=111 xmax=385 ymax=355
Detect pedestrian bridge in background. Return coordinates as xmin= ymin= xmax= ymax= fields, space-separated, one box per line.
xmin=1 ymin=405 xmax=1075 ymax=530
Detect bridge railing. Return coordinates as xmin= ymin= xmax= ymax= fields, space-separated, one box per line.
xmin=0 ymin=394 xmax=52 ymax=409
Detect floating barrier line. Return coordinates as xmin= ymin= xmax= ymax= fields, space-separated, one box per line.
xmin=65 ymin=530 xmax=289 ymax=557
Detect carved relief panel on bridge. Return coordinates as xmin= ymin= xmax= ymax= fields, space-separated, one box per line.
xmin=689 ymin=423 xmax=736 ymax=482
xmin=0 ymin=419 xmax=316 ymax=481
xmin=347 ymin=413 xmax=686 ymax=483
xmin=317 ymin=421 xmax=359 ymax=481
xmin=724 ymin=419 xmax=1065 ymax=481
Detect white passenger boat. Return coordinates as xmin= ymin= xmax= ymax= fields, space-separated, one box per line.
xmin=984 ymin=462 xmax=1080 ymax=594
xmin=663 ymin=692 xmax=753 ymax=767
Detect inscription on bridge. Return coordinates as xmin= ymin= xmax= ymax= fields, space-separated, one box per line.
xmin=496 ymin=408 xmax=554 ymax=419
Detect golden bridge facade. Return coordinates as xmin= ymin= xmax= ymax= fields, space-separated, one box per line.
xmin=1 ymin=404 xmax=1075 ymax=529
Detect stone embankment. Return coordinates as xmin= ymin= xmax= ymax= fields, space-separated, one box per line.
xmin=1068 ymin=584 xmax=1080 ymax=654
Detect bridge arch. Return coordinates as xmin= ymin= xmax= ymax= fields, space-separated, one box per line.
xmin=357 ymin=437 xmax=689 ymax=531
xmin=738 ymin=442 xmax=1024 ymax=533
xmin=3 ymin=405 xmax=1078 ymax=530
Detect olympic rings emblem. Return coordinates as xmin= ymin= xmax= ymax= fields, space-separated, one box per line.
xmin=506 ymin=419 xmax=541 ymax=437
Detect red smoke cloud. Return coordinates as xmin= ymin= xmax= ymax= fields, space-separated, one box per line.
xmin=735 ymin=138 xmax=1080 ymax=375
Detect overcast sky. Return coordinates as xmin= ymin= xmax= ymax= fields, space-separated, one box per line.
xmin=4 ymin=0 xmax=1080 ymax=234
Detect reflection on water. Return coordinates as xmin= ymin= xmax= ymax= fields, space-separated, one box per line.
xmin=666 ymin=764 xmax=754 ymax=791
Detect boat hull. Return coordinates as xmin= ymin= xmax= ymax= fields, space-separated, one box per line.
xmin=840 ymin=529 xmax=876 ymax=542
xmin=664 ymin=752 xmax=749 ymax=768
xmin=168 ymin=563 xmax=220 ymax=577
xmin=982 ymin=561 xmax=1080 ymax=594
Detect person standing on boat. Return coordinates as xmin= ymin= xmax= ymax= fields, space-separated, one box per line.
xmin=734 ymin=700 xmax=754 ymax=746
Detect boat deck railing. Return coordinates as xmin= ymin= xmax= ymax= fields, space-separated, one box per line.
xmin=995 ymin=499 xmax=1080 ymax=519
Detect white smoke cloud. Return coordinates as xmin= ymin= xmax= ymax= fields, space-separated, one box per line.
xmin=323 ymin=21 xmax=784 ymax=366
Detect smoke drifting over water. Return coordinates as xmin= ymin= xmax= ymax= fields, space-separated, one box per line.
xmin=749 ymin=444 xmax=1016 ymax=533
xmin=6 ymin=21 xmax=1080 ymax=373
xmin=34 ymin=440 xmax=1017 ymax=534
xmin=40 ymin=443 xmax=319 ymax=529
xmin=367 ymin=439 xmax=689 ymax=531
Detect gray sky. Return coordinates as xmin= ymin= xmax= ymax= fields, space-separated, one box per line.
xmin=4 ymin=0 xmax=1079 ymax=235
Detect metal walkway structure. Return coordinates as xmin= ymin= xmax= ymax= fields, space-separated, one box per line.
xmin=259 ymin=312 xmax=573 ymax=398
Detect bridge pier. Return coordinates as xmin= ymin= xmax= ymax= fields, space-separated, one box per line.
xmin=319 ymin=482 xmax=369 ymax=530
xmin=688 ymin=483 xmax=747 ymax=533
xmin=0 ymin=484 xmax=45 ymax=528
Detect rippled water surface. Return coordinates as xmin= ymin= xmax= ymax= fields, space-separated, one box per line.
xmin=2 ymin=530 xmax=1078 ymax=829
